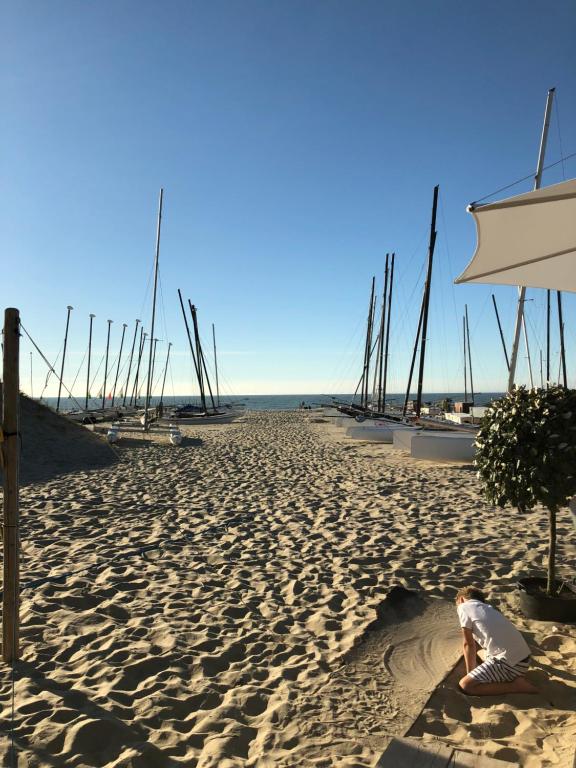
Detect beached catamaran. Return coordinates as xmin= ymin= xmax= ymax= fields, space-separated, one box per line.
xmin=162 ymin=290 xmax=240 ymax=424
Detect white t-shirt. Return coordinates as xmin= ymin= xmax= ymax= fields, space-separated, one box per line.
xmin=457 ymin=600 xmax=530 ymax=665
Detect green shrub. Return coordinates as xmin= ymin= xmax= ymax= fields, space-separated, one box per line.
xmin=475 ymin=385 xmax=576 ymax=595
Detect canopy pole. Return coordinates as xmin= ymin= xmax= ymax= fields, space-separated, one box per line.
xmin=507 ymin=87 xmax=555 ymax=392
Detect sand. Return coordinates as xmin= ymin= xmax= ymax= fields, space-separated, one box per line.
xmin=0 ymin=409 xmax=574 ymax=767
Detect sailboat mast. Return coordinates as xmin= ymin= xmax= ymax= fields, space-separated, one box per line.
xmin=144 ymin=188 xmax=163 ymax=431
xmin=101 ymin=319 xmax=113 ymax=410
xmin=123 ymin=319 xmax=140 ymax=407
xmin=160 ymin=342 xmax=172 ymax=407
xmin=521 ymin=313 xmax=534 ymax=388
xmin=463 ymin=314 xmax=468 ymax=402
xmin=198 ymin=341 xmax=218 ymax=411
xmin=557 ymin=291 xmax=567 ymax=387
xmin=85 ymin=313 xmax=95 ymax=410
xmin=375 ymin=255 xmax=389 ymax=412
xmin=136 ymin=332 xmax=148 ymax=401
xmin=56 ymin=305 xmax=73 ymax=412
xmin=381 ymin=252 xmax=395 ymax=414
xmin=189 ymin=303 xmax=207 ymax=412
xmin=403 ymin=295 xmax=425 ymax=417
xmin=360 ymin=277 xmax=375 ymax=409
xmin=150 ymin=338 xmax=159 ymax=391
xmin=491 ymin=295 xmax=509 ymax=371
xmin=415 ymin=184 xmax=439 ymax=418
xmin=508 ymin=88 xmax=555 ymax=391
xmin=465 ymin=304 xmax=474 ymax=405
xmin=130 ymin=327 xmax=145 ymax=406
xmin=177 ymin=289 xmax=201 ymax=390
xmin=212 ymin=324 xmax=220 ymax=407
xmin=111 ymin=322 xmax=127 ymax=406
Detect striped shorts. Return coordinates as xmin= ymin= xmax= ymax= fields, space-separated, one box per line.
xmin=468 ymin=655 xmax=530 ymax=684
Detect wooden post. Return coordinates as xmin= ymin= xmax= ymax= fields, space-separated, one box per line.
xmin=3 ymin=307 xmax=20 ymax=663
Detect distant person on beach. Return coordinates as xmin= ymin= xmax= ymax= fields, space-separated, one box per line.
xmin=456 ymin=586 xmax=538 ymax=696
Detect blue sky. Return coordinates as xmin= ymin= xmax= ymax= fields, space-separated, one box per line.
xmin=2 ymin=1 xmax=575 ymax=398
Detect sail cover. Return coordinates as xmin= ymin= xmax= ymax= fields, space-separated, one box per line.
xmin=455 ymin=177 xmax=576 ymax=292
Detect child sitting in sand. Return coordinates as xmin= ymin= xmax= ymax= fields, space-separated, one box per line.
xmin=456 ymin=586 xmax=538 ymax=696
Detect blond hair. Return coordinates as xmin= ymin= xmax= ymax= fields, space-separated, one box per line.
xmin=456 ymin=586 xmax=486 ymax=603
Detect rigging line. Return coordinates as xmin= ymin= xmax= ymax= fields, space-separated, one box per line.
xmin=20 ymin=324 xmax=84 ymax=411
xmin=158 ymin=268 xmax=171 ymax=347
xmin=137 ymin=257 xmax=156 ymax=327
xmin=68 ymin=346 xmax=89 ymax=397
xmin=555 ymin=95 xmax=567 ymax=181
xmin=89 ymin=353 xmax=106 ymax=391
xmin=40 ymin=344 xmax=63 ymax=395
xmin=471 ymin=151 xmax=576 ymax=206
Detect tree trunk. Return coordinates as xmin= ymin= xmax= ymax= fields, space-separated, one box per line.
xmin=547 ymin=506 xmax=557 ymax=596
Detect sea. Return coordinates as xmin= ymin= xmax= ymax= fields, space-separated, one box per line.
xmin=42 ymin=392 xmax=504 ymax=412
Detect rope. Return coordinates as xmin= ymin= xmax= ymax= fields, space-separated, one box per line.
xmin=67 ymin=346 xmax=89 ymax=397
xmin=20 ymin=324 xmax=84 ymax=411
xmin=470 ymin=151 xmax=576 ymax=206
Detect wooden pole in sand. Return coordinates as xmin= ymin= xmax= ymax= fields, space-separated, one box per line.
xmin=2 ymin=307 xmax=20 ymax=662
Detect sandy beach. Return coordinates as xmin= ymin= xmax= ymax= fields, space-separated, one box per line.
xmin=1 ymin=409 xmax=574 ymax=767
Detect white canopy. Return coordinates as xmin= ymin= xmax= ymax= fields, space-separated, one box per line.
xmin=456 ymin=178 xmax=576 ymax=292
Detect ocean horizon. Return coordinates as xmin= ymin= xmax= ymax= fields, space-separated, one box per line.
xmin=41 ymin=391 xmax=503 ymax=412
